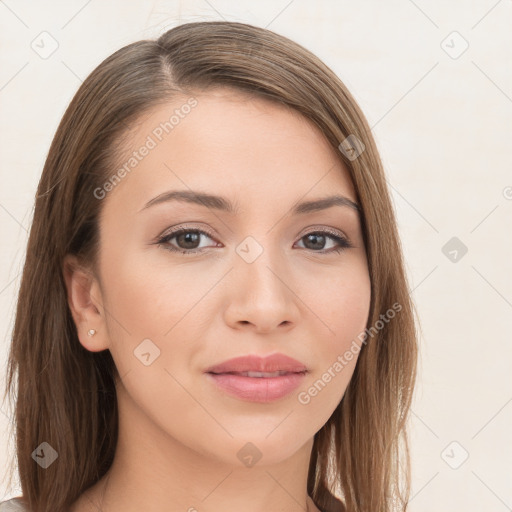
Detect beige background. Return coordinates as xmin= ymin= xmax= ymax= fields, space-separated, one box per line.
xmin=1 ymin=1 xmax=511 ymax=510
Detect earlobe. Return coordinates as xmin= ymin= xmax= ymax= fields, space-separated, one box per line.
xmin=62 ymin=254 xmax=109 ymax=352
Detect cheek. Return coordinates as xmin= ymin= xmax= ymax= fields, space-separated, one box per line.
xmin=99 ymin=250 xmax=210 ymax=439
xmin=298 ymin=256 xmax=371 ymax=344
xmin=98 ymin=244 xmax=224 ymax=387
xmin=295 ymin=260 xmax=370 ymax=412
xmin=99 ymin=244 xmax=207 ymax=335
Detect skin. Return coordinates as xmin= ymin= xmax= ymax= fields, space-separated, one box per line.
xmin=65 ymin=87 xmax=371 ymax=512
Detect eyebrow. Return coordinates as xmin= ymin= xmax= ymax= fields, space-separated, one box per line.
xmin=138 ymin=190 xmax=360 ymax=215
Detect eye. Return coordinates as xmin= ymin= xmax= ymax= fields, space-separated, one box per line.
xmin=294 ymin=229 xmax=353 ymax=254
xmin=156 ymin=226 xmax=353 ymax=256
xmin=157 ymin=227 xmax=219 ymax=255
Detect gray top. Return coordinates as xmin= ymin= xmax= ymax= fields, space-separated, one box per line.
xmin=0 ymin=498 xmax=29 ymax=511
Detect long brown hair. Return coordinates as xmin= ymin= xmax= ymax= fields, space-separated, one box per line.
xmin=2 ymin=21 xmax=417 ymax=512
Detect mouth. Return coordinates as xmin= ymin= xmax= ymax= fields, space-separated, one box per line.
xmin=208 ymin=370 xmax=306 ymax=378
xmin=205 ymin=370 xmax=307 ymax=403
xmin=204 ymin=353 xmax=308 ymax=402
xmin=204 ymin=353 xmax=308 ymax=375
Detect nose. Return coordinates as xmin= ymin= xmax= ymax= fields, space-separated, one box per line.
xmin=223 ymin=245 xmax=300 ymax=334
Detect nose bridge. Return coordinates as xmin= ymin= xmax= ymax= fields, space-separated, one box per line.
xmin=224 ymin=233 xmax=299 ymax=330
xmin=235 ymin=233 xmax=288 ymax=296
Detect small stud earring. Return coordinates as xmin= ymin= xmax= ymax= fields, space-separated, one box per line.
xmin=87 ymin=329 xmax=97 ymax=337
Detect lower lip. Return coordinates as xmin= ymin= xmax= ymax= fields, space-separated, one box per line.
xmin=206 ymin=372 xmax=306 ymax=403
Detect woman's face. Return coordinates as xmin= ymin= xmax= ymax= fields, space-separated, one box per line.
xmin=86 ymin=88 xmax=371 ymax=466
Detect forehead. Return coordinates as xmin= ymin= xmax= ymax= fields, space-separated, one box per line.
xmin=104 ymin=88 xmax=356 ymax=214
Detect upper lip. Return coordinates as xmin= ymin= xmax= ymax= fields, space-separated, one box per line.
xmin=205 ymin=353 xmax=308 ymax=374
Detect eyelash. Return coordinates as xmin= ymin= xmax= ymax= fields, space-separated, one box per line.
xmin=156 ymin=225 xmax=353 ymax=256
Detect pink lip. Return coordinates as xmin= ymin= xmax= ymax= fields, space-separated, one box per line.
xmin=206 ymin=372 xmax=306 ymax=402
xmin=204 ymin=353 xmax=308 ymax=403
xmin=205 ymin=353 xmax=307 ymax=374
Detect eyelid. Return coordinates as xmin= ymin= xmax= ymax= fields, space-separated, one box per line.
xmin=159 ymin=223 xmax=217 ymax=240
xmin=158 ymin=223 xmax=349 ymax=241
xmin=297 ymin=224 xmax=350 ymax=242
xmin=155 ymin=223 xmax=354 ymax=254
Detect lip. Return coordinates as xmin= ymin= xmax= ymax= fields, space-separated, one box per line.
xmin=204 ymin=353 xmax=308 ymax=403
xmin=205 ymin=353 xmax=308 ymax=374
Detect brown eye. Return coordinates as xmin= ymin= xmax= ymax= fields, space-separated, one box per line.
xmin=156 ymin=227 xmax=352 ymax=256
xmin=158 ymin=228 xmax=218 ymax=254
xmin=295 ymin=231 xmax=352 ymax=254
xmin=174 ymin=231 xmax=202 ymax=250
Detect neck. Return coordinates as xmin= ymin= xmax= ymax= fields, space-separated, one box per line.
xmin=76 ymin=379 xmax=318 ymax=512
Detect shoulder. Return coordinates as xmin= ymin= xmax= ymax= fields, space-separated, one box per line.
xmin=0 ymin=498 xmax=29 ymax=511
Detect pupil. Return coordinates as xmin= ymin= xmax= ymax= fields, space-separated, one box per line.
xmin=174 ymin=232 xmax=327 ymax=251
xmin=179 ymin=232 xmax=199 ymax=248
xmin=306 ymin=234 xmax=325 ymax=250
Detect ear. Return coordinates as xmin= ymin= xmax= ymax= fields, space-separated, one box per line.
xmin=63 ymin=254 xmax=109 ymax=352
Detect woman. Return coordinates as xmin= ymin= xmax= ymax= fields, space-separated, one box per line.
xmin=1 ymin=20 xmax=417 ymax=512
